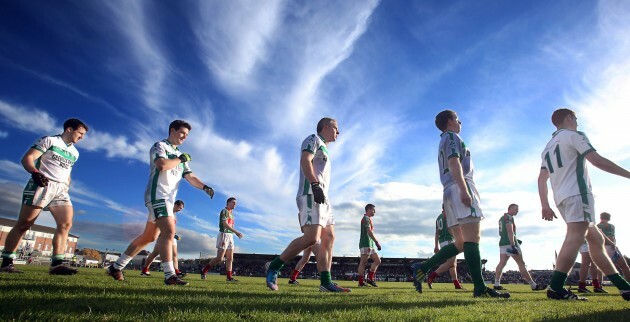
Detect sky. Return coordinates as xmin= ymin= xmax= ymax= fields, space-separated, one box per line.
xmin=1 ymin=0 xmax=630 ymax=272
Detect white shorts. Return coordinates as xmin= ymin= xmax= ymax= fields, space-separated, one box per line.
xmin=360 ymin=247 xmax=377 ymax=256
xmin=557 ymin=195 xmax=595 ymax=224
xmin=440 ymin=240 xmax=454 ymax=248
xmin=499 ymin=244 xmax=522 ymax=257
xmin=443 ymin=182 xmax=483 ymax=227
xmin=172 ymin=238 xmax=178 ymax=246
xmin=22 ymin=179 xmax=72 ymax=209
xmin=296 ymin=194 xmax=334 ymax=227
xmin=579 ymin=243 xmax=589 ymax=253
xmin=605 ymin=245 xmax=622 ymax=261
xmin=216 ymin=232 xmax=234 ymax=250
xmin=145 ymin=199 xmax=175 ymax=222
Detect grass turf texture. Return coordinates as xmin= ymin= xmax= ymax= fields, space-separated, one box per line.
xmin=1 ymin=266 xmax=628 ymax=321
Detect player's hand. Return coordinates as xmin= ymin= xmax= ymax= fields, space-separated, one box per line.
xmin=311 ymin=182 xmax=325 ymax=204
xmin=517 ymin=239 xmax=522 ymax=245
xmin=375 ymin=241 xmax=382 ymax=251
xmin=203 ymin=185 xmax=214 ymax=199
xmin=459 ymin=189 xmax=472 ymax=207
xmin=236 ymin=232 xmax=243 ymax=239
xmin=174 ymin=234 xmax=181 ymax=241
xmin=542 ymin=207 xmax=557 ymax=221
xmin=434 ymin=246 xmax=439 ymax=254
xmin=31 ymin=171 xmax=49 ymax=187
xmin=178 ymin=153 xmax=191 ymax=163
xmin=509 ymin=245 xmax=520 ymax=255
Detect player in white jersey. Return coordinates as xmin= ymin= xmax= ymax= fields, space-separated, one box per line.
xmin=108 ymin=120 xmax=216 ymax=286
xmin=0 ymin=119 xmax=88 ymax=275
xmin=265 ymin=117 xmax=350 ymax=292
xmin=538 ymin=108 xmax=630 ymax=301
xmin=412 ymin=110 xmax=509 ymax=299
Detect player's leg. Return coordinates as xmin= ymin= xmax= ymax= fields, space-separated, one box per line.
xmin=549 ymin=222 xmax=587 ymax=293
xmin=265 ymin=225 xmax=321 ymax=290
xmin=494 ymin=253 xmax=509 ymax=290
xmin=142 ymin=242 xmax=160 ymax=275
xmin=202 ymin=247 xmax=227 ymax=279
xmin=366 ymin=252 xmax=381 ymax=287
xmin=459 ymin=221 xmax=493 ymax=295
xmin=578 ymin=251 xmax=592 ymax=292
xmin=112 ymin=220 xmax=160 ymax=276
xmin=155 ymin=216 xmax=184 ymax=285
xmin=585 ymin=226 xmax=630 ymax=294
xmin=1 ymin=205 xmax=43 ymax=273
xmin=428 ymin=255 xmax=455 ymax=289
xmin=318 ymin=224 xmax=334 ymax=285
xmin=450 ymin=259 xmax=463 ymax=289
xmin=513 ymin=253 xmax=544 ymax=290
xmin=588 ymin=255 xmax=602 ymax=291
xmin=225 ymin=248 xmax=237 ymax=281
xmin=173 ymin=242 xmax=183 ymax=276
xmin=357 ymin=253 xmax=369 ymax=286
xmin=48 ymin=205 xmax=77 ymax=274
xmin=290 ymin=247 xmax=312 ymax=284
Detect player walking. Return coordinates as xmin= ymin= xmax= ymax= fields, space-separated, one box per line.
xmin=201 ymin=197 xmax=243 ymax=282
xmin=493 ymin=204 xmax=547 ymax=291
xmin=595 ymin=212 xmax=630 ymax=286
xmin=264 ymin=117 xmax=349 ymax=292
xmin=357 ymin=204 xmax=382 ymax=287
xmin=0 ymin=119 xmax=88 ymax=275
xmin=538 ymin=108 xmax=630 ymax=300
xmin=412 ymin=110 xmax=509 ymax=298
xmin=108 ymin=120 xmax=215 ymax=286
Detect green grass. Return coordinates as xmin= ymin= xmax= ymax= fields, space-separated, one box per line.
xmin=1 ymin=266 xmax=628 ymax=321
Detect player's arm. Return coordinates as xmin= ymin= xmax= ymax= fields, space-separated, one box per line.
xmin=222 ymin=220 xmax=243 ymax=239
xmin=506 ymin=223 xmax=516 ymax=247
xmin=21 ymin=148 xmax=44 ymax=174
xmin=367 ymin=229 xmax=379 ymax=245
xmin=585 ymin=151 xmax=630 ymax=179
xmin=537 ymin=168 xmax=557 ymax=221
xmin=183 ymin=173 xmax=215 ymax=199
xmin=447 ymin=157 xmax=471 ymax=207
xmin=155 ymin=157 xmax=184 ymax=172
xmin=300 ymin=150 xmax=325 ymax=204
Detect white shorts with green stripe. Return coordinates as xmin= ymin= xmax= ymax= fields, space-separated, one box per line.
xmin=146 ymin=199 xmax=175 ymax=222
xmin=296 ymin=194 xmax=334 ymax=227
xmin=557 ymin=194 xmax=595 ymax=225
xmin=22 ymin=179 xmax=71 ymax=209
xmin=443 ymin=182 xmax=483 ymax=227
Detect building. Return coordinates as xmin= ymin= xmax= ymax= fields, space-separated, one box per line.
xmin=0 ymin=217 xmax=79 ymax=258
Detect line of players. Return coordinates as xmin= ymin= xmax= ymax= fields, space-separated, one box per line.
xmin=2 ymin=109 xmax=629 ymax=301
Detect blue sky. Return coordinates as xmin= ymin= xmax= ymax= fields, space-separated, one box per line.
xmin=1 ymin=0 xmax=630 ymax=271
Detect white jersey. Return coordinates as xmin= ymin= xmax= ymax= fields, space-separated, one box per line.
xmin=540 ymin=129 xmax=595 ymax=205
xmin=438 ymin=131 xmax=474 ymax=189
xmin=297 ymin=134 xmax=331 ymax=197
xmin=31 ymin=134 xmax=79 ymax=183
xmin=144 ymin=139 xmax=192 ymax=204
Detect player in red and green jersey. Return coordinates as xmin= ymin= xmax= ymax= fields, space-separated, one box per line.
xmin=357 ymin=204 xmax=382 ymax=287
xmin=426 ymin=206 xmax=464 ymax=290
xmin=595 ymin=212 xmax=630 ymax=288
xmin=202 ymin=197 xmax=243 ymax=281
xmin=493 ymin=204 xmax=546 ymax=291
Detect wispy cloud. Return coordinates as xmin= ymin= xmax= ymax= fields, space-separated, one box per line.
xmin=0 ymin=100 xmax=57 ymax=133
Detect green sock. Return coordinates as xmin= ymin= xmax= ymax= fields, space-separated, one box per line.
xmin=550 ymin=271 xmax=568 ymax=292
xmin=420 ymin=243 xmax=460 ymax=273
xmin=268 ymin=256 xmax=285 ymax=272
xmin=320 ymin=271 xmax=332 ymax=285
xmin=1 ymin=251 xmax=16 ymax=268
xmin=51 ymin=254 xmax=65 ymax=267
xmin=606 ymin=273 xmax=630 ymax=291
xmin=463 ymin=242 xmax=486 ymax=293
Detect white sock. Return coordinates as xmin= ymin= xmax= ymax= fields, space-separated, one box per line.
xmin=162 ymin=261 xmax=175 ymax=279
xmin=494 ymin=277 xmax=501 ymax=286
xmin=529 ymin=280 xmax=537 ymax=289
xmin=114 ymin=253 xmax=133 ymax=270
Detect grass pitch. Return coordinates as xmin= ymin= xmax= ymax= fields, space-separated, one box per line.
xmin=1 ymin=266 xmax=628 ymax=321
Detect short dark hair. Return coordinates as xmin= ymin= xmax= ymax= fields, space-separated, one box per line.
xmin=175 ymin=200 xmax=184 ymax=207
xmin=316 ymin=117 xmax=336 ymax=134
xmin=551 ymin=108 xmax=575 ymax=127
xmin=365 ymin=203 xmax=375 ymax=212
xmin=600 ymin=212 xmax=611 ymax=221
xmin=227 ymin=197 xmax=236 ymax=205
xmin=169 ymin=120 xmax=191 ymax=133
xmin=508 ymin=204 xmax=518 ymax=211
xmin=435 ymin=110 xmax=456 ymax=132
xmin=63 ymin=118 xmax=89 ymax=132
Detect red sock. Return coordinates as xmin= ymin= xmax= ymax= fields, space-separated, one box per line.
xmin=290 ymin=269 xmax=300 ymax=281
xmin=175 ymin=269 xmax=181 ymax=274
xmin=227 ymin=270 xmax=233 ymax=279
xmin=428 ymin=271 xmax=438 ymax=280
xmin=579 ymin=282 xmax=586 ymax=289
xmin=368 ymin=271 xmax=376 ymax=281
xmin=593 ymin=279 xmax=601 ymax=289
xmin=142 ymin=267 xmax=149 ymax=273
xmin=359 ymin=276 xmax=365 ymax=284
xmin=202 ymin=264 xmax=210 ymax=274
xmin=454 ymin=280 xmax=462 ymax=288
